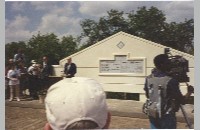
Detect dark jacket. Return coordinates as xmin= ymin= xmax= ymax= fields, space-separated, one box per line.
xmin=41 ymin=62 xmax=52 ymax=79
xmin=64 ymin=63 xmax=77 ymax=78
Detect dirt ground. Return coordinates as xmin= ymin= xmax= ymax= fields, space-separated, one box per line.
xmin=5 ymin=106 xmax=190 ymax=130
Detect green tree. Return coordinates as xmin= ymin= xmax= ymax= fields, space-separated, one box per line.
xmin=80 ymin=9 xmax=128 ymax=46
xmin=98 ymin=9 xmax=129 ymax=40
xmin=5 ymin=41 xmax=27 ymax=64
xmin=127 ymin=6 xmax=166 ymax=43
xmin=162 ymin=19 xmax=194 ymax=53
xmin=27 ymin=32 xmax=60 ymax=65
xmin=5 ymin=32 xmax=79 ymax=67
xmin=79 ymin=7 xmax=193 ymax=54
xmin=60 ymin=35 xmax=78 ymax=58
xmin=80 ymin=19 xmax=99 ymax=45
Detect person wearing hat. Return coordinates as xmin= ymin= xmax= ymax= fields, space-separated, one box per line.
xmin=44 ymin=77 xmax=111 ymax=130
xmin=64 ymin=57 xmax=77 ymax=78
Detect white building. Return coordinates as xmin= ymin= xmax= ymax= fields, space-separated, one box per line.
xmin=53 ymin=31 xmax=194 ymax=102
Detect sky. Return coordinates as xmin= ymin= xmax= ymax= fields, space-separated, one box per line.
xmin=5 ymin=1 xmax=194 ymax=44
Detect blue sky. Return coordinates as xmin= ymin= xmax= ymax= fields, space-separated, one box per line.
xmin=5 ymin=1 xmax=194 ymax=44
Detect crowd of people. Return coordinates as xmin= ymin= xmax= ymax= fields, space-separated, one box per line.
xmin=5 ymin=48 xmax=78 ymax=102
xmin=5 ymin=49 xmax=52 ymax=101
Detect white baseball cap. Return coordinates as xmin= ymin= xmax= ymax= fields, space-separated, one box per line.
xmin=45 ymin=77 xmax=108 ymax=130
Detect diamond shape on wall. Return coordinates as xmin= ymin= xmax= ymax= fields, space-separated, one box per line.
xmin=117 ymin=41 xmax=125 ymax=49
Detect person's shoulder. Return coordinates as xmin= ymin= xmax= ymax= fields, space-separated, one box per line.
xmin=146 ymin=74 xmax=153 ymax=79
xmin=7 ymin=69 xmax=12 ymax=73
xmin=28 ymin=66 xmax=33 ymax=69
xmin=167 ymin=77 xmax=179 ymax=89
xmin=14 ymin=53 xmax=18 ymax=57
xmin=168 ymin=77 xmax=178 ymax=83
xmin=72 ymin=63 xmax=77 ymax=66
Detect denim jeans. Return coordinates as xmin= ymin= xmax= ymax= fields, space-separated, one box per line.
xmin=149 ymin=113 xmax=177 ymax=129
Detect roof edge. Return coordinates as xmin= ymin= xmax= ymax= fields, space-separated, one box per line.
xmin=60 ymin=31 xmax=194 ymax=64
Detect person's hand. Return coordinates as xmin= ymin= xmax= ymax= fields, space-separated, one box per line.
xmin=44 ymin=123 xmax=52 ymax=130
xmin=12 ymin=78 xmax=17 ymax=81
xmin=187 ymin=85 xmax=194 ymax=93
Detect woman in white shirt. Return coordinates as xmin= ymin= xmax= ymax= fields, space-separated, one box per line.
xmin=7 ymin=64 xmax=21 ymax=101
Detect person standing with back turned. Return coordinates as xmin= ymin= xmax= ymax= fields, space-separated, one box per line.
xmin=143 ymin=54 xmax=193 ymax=129
xmin=44 ymin=77 xmax=111 ymax=130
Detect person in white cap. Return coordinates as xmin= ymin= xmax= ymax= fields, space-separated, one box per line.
xmin=44 ymin=77 xmax=111 ymax=130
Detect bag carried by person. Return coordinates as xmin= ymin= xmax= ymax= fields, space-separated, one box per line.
xmin=143 ymin=75 xmax=172 ymax=118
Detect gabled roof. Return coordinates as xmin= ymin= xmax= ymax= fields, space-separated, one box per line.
xmin=60 ymin=31 xmax=193 ymax=64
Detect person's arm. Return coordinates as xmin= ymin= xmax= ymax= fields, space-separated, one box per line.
xmin=144 ymin=78 xmax=149 ymax=98
xmin=167 ymin=79 xmax=184 ymax=104
xmin=48 ymin=64 xmax=53 ymax=76
xmin=13 ymin=54 xmax=17 ymax=62
xmin=168 ymin=79 xmax=192 ymax=105
xmin=17 ymin=69 xmax=21 ymax=78
xmin=184 ymin=84 xmax=194 ymax=104
xmin=64 ymin=63 xmax=67 ymax=74
xmin=72 ymin=63 xmax=77 ymax=75
xmin=27 ymin=66 xmax=33 ymax=75
xmin=7 ymin=70 xmax=17 ymax=81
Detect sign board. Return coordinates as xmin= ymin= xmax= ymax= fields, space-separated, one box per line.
xmin=99 ymin=55 xmax=145 ymax=75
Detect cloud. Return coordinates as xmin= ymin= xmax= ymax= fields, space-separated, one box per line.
xmin=78 ymin=1 xmax=193 ymax=22
xmin=11 ymin=2 xmax=26 ymax=11
xmin=6 ymin=15 xmax=29 ymax=30
xmin=5 ymin=15 xmax=31 ymax=43
xmin=30 ymin=1 xmax=58 ymax=11
xmin=79 ymin=1 xmax=135 ymax=18
xmin=36 ymin=13 xmax=82 ymax=36
xmin=30 ymin=1 xmax=75 ymax=16
xmin=164 ymin=1 xmax=194 ymax=22
xmin=5 ymin=1 xmax=194 ymax=44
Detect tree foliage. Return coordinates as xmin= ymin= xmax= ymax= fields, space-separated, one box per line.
xmin=80 ymin=6 xmax=194 ymax=54
xmin=27 ymin=33 xmax=60 ymax=65
xmin=127 ymin=6 xmax=166 ymax=42
xmin=60 ymin=35 xmax=78 ymax=58
xmin=5 ymin=41 xmax=27 ymax=64
xmin=5 ymin=32 xmax=77 ymax=66
xmin=80 ymin=9 xmax=129 ymax=45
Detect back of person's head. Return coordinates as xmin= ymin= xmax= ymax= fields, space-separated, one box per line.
xmin=153 ymin=54 xmax=169 ymax=71
xmin=44 ymin=77 xmax=110 ymax=130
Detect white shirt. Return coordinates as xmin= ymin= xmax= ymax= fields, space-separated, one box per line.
xmin=28 ymin=65 xmax=39 ymax=75
xmin=7 ymin=69 xmax=20 ymax=85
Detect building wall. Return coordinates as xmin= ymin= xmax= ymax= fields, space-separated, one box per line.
xmin=53 ymin=32 xmax=194 ymax=102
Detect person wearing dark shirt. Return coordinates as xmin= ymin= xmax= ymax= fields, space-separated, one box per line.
xmin=144 ymin=54 xmax=192 ymax=129
xmin=40 ymin=56 xmax=52 ymax=89
xmin=64 ymin=57 xmax=77 ymax=78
